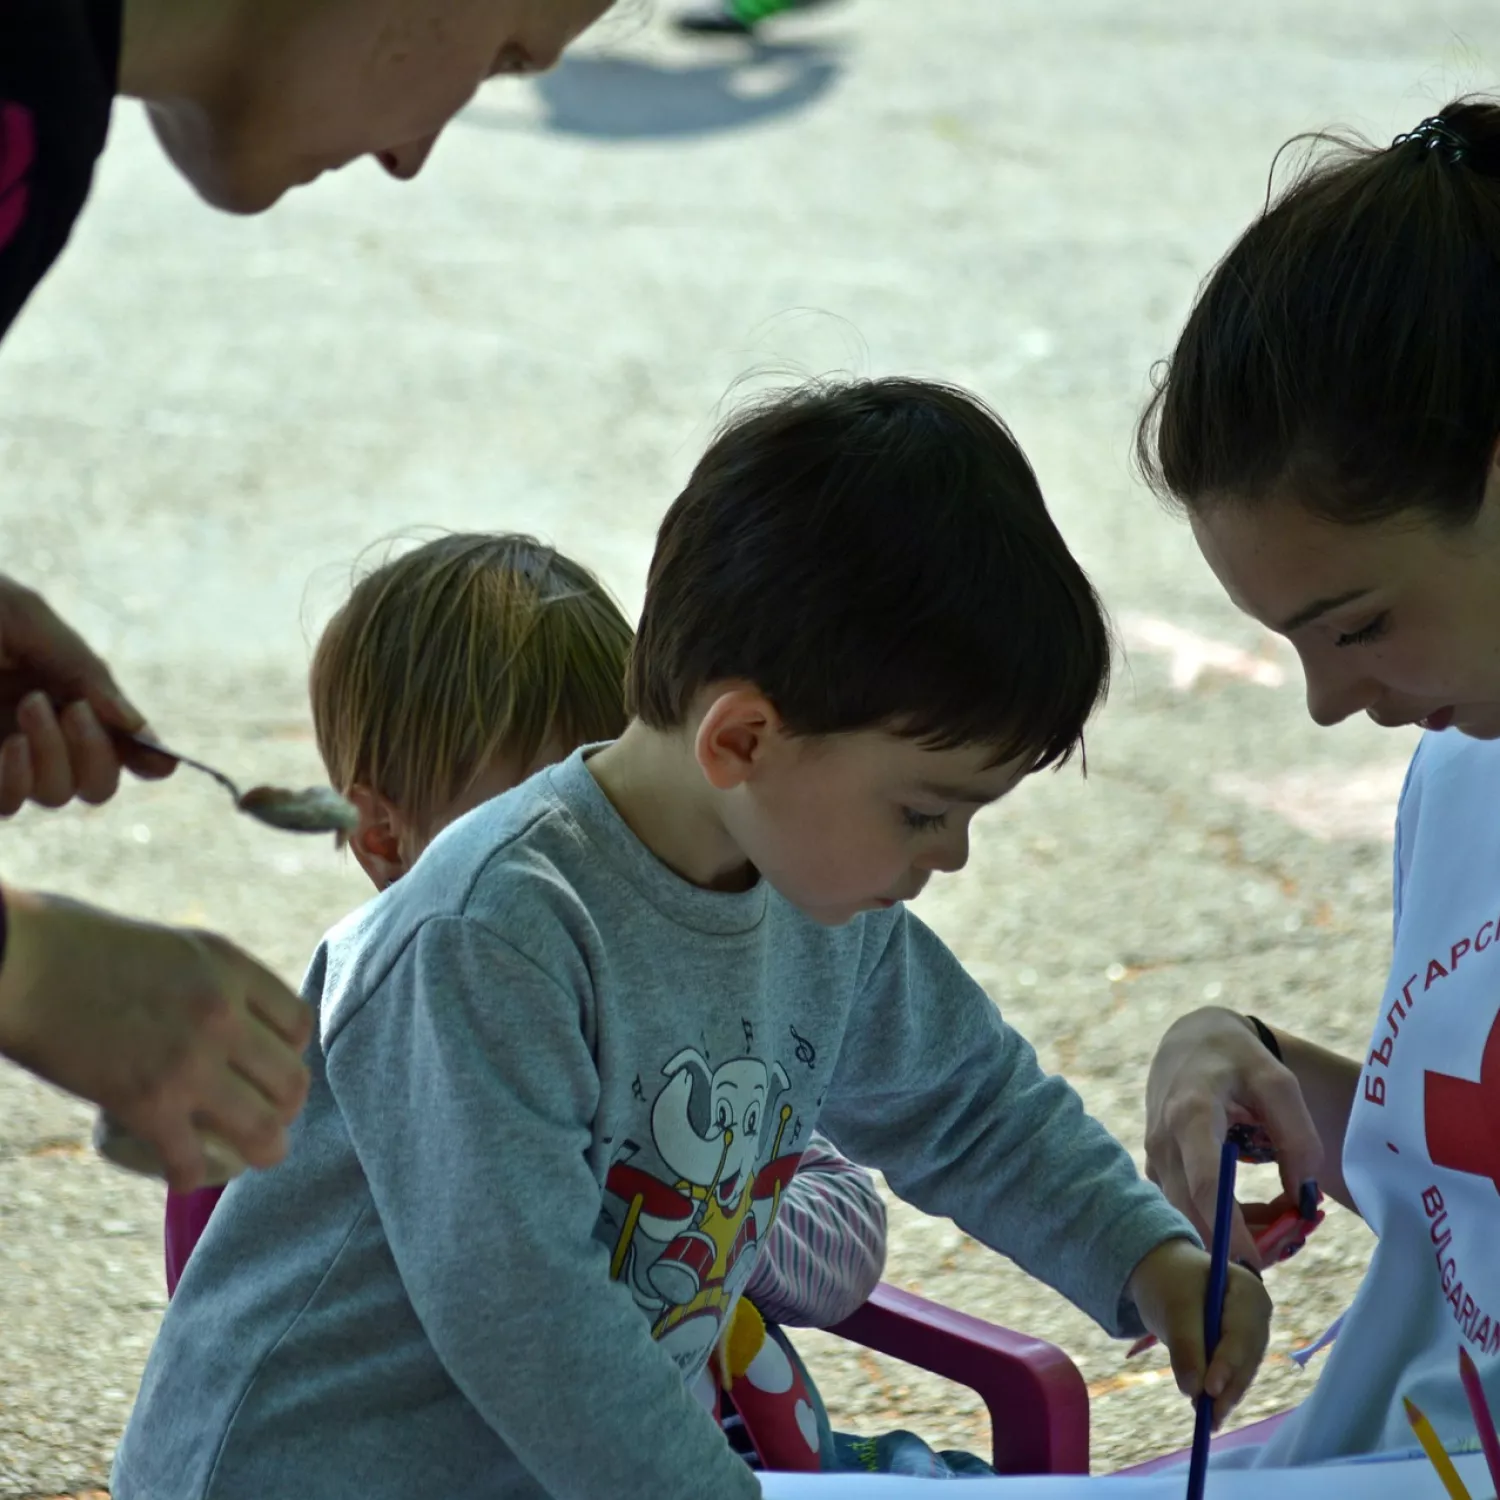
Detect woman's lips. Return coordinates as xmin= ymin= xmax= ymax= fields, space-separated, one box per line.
xmin=1419 ymin=706 xmax=1456 ymax=731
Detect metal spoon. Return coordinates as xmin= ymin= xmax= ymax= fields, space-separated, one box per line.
xmin=120 ymin=732 xmax=358 ymax=835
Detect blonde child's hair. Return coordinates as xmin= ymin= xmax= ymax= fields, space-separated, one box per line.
xmin=310 ymin=533 xmax=632 ymax=838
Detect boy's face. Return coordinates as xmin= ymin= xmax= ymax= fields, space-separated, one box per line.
xmin=715 ymin=722 xmax=1030 ymax=927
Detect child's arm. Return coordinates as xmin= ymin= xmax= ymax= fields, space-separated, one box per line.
xmin=323 ymin=913 xmax=759 ymax=1500
xmin=742 ymin=1131 xmax=886 ymax=1327
xmin=817 ymin=912 xmax=1271 ymax=1419
xmin=817 ymin=909 xmax=1197 ymax=1339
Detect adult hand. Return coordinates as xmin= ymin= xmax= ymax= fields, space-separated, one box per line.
xmin=1144 ymin=1007 xmax=1324 ymax=1267
xmin=1127 ymin=1238 xmax=1273 ymax=1429
xmin=0 ymin=885 xmax=312 ymax=1191
xmin=0 ymin=575 xmax=173 ymax=814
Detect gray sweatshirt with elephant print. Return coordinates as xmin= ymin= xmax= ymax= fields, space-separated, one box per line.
xmin=114 ymin=747 xmax=1192 ymax=1500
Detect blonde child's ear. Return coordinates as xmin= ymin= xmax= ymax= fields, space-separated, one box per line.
xmin=345 ymin=785 xmax=411 ymax=891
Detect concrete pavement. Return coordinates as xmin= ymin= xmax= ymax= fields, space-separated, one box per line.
xmin=1 ymin=0 xmax=1492 ymax=1488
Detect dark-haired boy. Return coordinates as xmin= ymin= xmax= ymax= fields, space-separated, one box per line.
xmin=116 ymin=377 xmax=1271 ymax=1500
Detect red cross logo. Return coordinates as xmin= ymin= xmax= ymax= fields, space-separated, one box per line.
xmin=1425 ymin=1007 xmax=1500 ymax=1196
xmin=0 ymin=102 xmax=36 ymax=253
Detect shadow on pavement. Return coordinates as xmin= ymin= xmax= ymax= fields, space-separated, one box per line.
xmin=461 ymin=43 xmax=845 ymax=142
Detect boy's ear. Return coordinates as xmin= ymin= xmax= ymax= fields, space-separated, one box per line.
xmin=694 ymin=686 xmax=784 ymax=791
xmin=345 ymin=784 xmax=410 ymax=891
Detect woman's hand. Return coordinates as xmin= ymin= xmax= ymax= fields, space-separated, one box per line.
xmin=0 ymin=575 xmax=173 ymax=813
xmin=1127 ymin=1237 xmax=1273 ymax=1429
xmin=0 ymin=886 xmax=313 ymax=1191
xmin=1145 ymin=1007 xmax=1325 ymax=1266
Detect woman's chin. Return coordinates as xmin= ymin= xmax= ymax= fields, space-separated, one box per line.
xmin=1452 ymin=708 xmax=1500 ymax=740
xmin=147 ymin=106 xmax=304 ymax=216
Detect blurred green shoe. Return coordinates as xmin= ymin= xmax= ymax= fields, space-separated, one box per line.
xmin=675 ymin=0 xmax=839 ymax=36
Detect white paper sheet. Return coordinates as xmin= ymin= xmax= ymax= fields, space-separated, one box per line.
xmin=758 ymin=1449 xmax=1494 ymax=1499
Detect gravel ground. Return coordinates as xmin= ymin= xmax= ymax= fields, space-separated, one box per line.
xmin=0 ymin=0 xmax=1492 ymax=1491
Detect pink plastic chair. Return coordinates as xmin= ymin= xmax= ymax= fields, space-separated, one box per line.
xmin=165 ymin=1186 xmax=224 ymax=1296
xmin=826 ymin=1284 xmax=1294 ymax=1476
xmin=825 ymin=1282 xmax=1091 ymax=1474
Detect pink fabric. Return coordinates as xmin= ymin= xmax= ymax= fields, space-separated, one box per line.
xmin=0 ymin=101 xmax=35 ymax=251
xmin=165 ymin=1186 xmax=225 ymax=1296
xmin=744 ymin=1134 xmax=887 ymax=1328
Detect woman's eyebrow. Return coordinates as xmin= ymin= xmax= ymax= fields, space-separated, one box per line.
xmin=1277 ymin=587 xmax=1372 ymax=634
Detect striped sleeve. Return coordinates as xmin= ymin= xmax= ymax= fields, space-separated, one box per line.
xmin=743 ymin=1132 xmax=887 ymax=1327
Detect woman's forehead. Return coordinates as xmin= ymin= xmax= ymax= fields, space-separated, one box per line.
xmin=1188 ymin=495 xmax=1410 ymax=631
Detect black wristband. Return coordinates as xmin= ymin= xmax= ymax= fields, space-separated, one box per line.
xmin=1246 ymin=1013 xmax=1283 ymax=1063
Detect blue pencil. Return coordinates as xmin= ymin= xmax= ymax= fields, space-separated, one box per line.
xmin=1185 ymin=1137 xmax=1238 ymax=1500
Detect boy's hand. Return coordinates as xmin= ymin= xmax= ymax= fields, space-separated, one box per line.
xmin=1126 ymin=1237 xmax=1272 ymax=1428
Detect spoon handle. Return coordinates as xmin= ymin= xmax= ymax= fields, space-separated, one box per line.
xmin=114 ymin=731 xmax=243 ymax=802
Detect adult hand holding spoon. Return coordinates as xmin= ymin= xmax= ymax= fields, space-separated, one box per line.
xmin=0 ymin=574 xmax=174 ymax=815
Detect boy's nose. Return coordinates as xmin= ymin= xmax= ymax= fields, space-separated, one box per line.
xmin=920 ymin=831 xmax=971 ymax=877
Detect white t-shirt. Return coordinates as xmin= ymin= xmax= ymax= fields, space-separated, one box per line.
xmin=1254 ymin=728 xmax=1500 ymax=1465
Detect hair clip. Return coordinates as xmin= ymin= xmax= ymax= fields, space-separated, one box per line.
xmin=1390 ymin=116 xmax=1468 ymax=164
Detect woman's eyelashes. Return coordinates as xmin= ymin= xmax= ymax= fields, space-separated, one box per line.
xmin=901 ymin=807 xmax=948 ymax=832
xmin=1335 ymin=611 xmax=1390 ymax=648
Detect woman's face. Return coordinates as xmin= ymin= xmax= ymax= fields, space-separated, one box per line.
xmin=1191 ymin=467 xmax=1500 ymax=739
xmin=140 ymin=0 xmax=612 ymax=213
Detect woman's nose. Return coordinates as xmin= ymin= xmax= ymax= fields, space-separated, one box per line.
xmin=377 ymin=134 xmax=441 ymax=182
xmin=1303 ymin=658 xmax=1376 ymax=728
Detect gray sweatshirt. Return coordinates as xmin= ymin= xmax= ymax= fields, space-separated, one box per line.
xmin=114 ymin=749 xmax=1191 ymax=1500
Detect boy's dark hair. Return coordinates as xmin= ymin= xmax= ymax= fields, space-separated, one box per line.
xmin=1138 ymin=98 xmax=1500 ymax=527
xmin=627 ymin=377 xmax=1110 ymax=772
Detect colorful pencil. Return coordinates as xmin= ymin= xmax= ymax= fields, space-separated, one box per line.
xmin=1404 ymin=1395 xmax=1474 ymax=1500
xmin=1457 ymin=1347 xmax=1500 ymax=1498
xmin=1185 ymin=1137 xmax=1238 ymax=1500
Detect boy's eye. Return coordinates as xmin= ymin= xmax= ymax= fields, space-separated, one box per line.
xmin=1334 ymin=612 xmax=1390 ymax=648
xmin=901 ymin=807 xmax=948 ymax=832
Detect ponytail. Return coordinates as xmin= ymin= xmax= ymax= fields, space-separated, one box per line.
xmin=1138 ymin=98 xmax=1500 ymax=527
